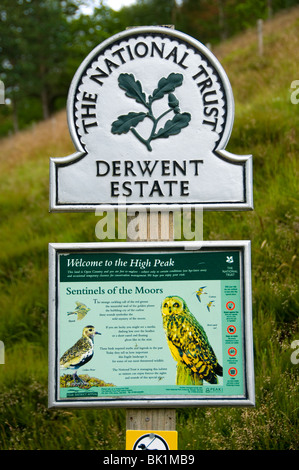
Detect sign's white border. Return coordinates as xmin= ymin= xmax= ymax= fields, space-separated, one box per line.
xmin=48 ymin=240 xmax=255 ymax=408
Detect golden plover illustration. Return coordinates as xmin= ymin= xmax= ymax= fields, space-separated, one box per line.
xmin=60 ymin=325 xmax=100 ymax=386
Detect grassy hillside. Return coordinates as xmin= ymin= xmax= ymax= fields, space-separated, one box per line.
xmin=0 ymin=8 xmax=298 ymax=450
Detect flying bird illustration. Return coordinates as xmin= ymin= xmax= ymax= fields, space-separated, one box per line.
xmin=195 ymin=286 xmax=207 ymax=303
xmin=207 ymin=301 xmax=215 ymax=312
xmin=162 ymin=296 xmax=223 ymax=385
xmin=60 ymin=325 xmax=100 ymax=385
xmin=67 ymin=301 xmax=90 ymax=320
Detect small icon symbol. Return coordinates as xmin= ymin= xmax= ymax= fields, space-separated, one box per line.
xmin=133 ymin=433 xmax=169 ymax=450
xmin=228 ymin=367 xmax=238 ymax=377
xmin=228 ymin=347 xmax=237 ymax=356
xmin=226 ymin=301 xmax=235 ymax=310
xmin=226 ymin=256 xmax=234 ymax=263
xmin=227 ymin=325 xmax=236 ymax=335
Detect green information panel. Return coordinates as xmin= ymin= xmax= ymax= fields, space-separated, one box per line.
xmin=48 ymin=241 xmax=254 ymax=408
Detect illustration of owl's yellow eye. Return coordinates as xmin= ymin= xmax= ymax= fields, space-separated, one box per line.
xmin=163 ymin=303 xmax=168 ymax=308
xmin=173 ymin=302 xmax=180 ymax=308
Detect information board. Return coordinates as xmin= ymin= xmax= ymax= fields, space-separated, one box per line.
xmin=48 ymin=241 xmax=254 ymax=408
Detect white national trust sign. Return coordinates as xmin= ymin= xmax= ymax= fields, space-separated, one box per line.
xmin=49 ymin=26 xmax=253 ymax=212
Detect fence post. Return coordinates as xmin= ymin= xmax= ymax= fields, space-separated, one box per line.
xmin=0 ymin=341 xmax=5 ymax=364
xmin=257 ymin=19 xmax=264 ymax=56
xmin=0 ymin=80 xmax=5 ymax=104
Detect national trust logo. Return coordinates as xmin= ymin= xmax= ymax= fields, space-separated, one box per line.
xmin=72 ymin=30 xmax=228 ymax=151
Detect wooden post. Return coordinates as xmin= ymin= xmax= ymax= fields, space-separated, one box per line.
xmin=126 ymin=210 xmax=177 ymax=436
xmin=126 ymin=408 xmax=176 ymax=431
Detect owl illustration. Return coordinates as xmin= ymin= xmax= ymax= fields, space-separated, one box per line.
xmin=161 ymin=296 xmax=223 ymax=385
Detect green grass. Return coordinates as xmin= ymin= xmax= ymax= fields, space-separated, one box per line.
xmin=0 ymin=8 xmax=298 ymax=450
